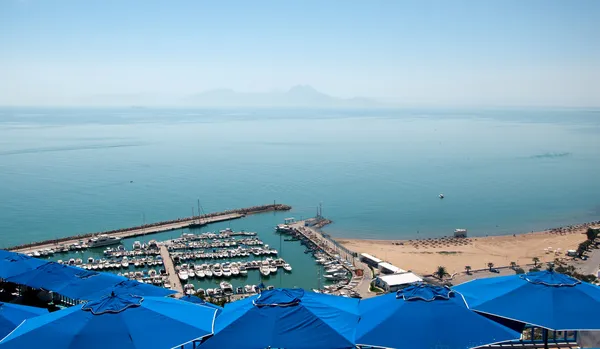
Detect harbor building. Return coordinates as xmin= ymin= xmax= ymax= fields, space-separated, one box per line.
xmin=360 ymin=253 xmax=382 ymax=268
xmin=373 ymin=272 xmax=423 ymax=293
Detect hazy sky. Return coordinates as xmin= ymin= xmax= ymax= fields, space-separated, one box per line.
xmin=1 ymin=0 xmax=599 ymax=107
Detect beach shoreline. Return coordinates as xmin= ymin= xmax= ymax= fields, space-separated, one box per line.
xmin=335 ymin=220 xmax=599 ymax=276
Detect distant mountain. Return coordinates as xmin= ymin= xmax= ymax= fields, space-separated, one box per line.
xmin=182 ymin=85 xmax=383 ymax=108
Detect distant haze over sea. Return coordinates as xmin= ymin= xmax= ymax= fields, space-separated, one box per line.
xmin=76 ymin=85 xmax=384 ymax=108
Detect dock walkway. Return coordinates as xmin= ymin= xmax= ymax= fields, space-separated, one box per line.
xmin=160 ymin=245 xmax=183 ymax=295
xmin=10 ymin=203 xmax=291 ymax=253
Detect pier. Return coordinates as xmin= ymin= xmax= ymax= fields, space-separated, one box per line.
xmin=9 ymin=203 xmax=291 ymax=253
xmin=160 ymin=245 xmax=184 ymax=294
xmin=283 ymin=219 xmax=373 ymax=298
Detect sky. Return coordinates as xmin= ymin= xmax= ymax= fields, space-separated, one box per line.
xmin=0 ymin=0 xmax=599 ymax=107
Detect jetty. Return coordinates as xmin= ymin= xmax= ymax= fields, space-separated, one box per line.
xmin=160 ymin=245 xmax=184 ymax=294
xmin=9 ymin=204 xmax=291 ymax=253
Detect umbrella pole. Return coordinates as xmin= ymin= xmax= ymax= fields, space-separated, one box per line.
xmin=543 ymin=328 xmax=548 ymax=349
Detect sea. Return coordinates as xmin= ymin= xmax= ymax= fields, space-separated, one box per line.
xmin=1 ymin=106 xmax=599 ymax=289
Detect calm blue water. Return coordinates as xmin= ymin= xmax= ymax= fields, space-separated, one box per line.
xmin=1 ymin=106 xmax=599 ymax=250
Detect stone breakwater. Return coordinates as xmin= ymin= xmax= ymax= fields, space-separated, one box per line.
xmin=7 ymin=204 xmax=292 ymax=251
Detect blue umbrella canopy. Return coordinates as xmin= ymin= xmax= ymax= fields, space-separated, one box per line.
xmin=356 ymin=284 xmax=521 ymax=349
xmin=0 ymin=292 xmax=218 ymax=349
xmin=454 ymin=270 xmax=600 ymax=330
xmin=180 ymin=295 xmax=223 ymax=315
xmin=199 ymin=288 xmax=360 ymax=349
xmin=0 ymin=303 xmax=47 ymax=339
xmin=84 ymin=279 xmax=177 ymax=300
xmin=6 ymin=262 xmax=127 ymax=301
xmin=0 ymin=251 xmax=48 ymax=280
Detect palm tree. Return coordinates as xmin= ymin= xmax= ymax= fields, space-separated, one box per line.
xmin=510 ymin=261 xmax=517 ymax=270
xmin=435 ymin=266 xmax=448 ymax=280
xmin=487 ymin=262 xmax=494 ymax=271
xmin=532 ymin=257 xmax=540 ymax=267
xmin=465 ymin=265 xmax=472 ymax=275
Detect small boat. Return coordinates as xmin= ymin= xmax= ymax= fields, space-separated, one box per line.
xmin=212 ymin=264 xmax=223 ymax=278
xmin=178 ymin=270 xmax=189 ymax=281
xmin=439 ymin=193 xmax=444 ymax=199
xmin=244 ymin=285 xmax=254 ymax=293
xmin=269 ymin=264 xmax=277 ymax=274
xmin=219 ymin=281 xmax=233 ymax=294
xmin=196 ymin=269 xmax=205 ymax=278
xmin=188 ymin=269 xmax=196 ymax=278
xmin=87 ymin=257 xmax=94 ymax=264
xmin=283 ymin=263 xmax=292 ymax=272
xmin=184 ymin=284 xmax=195 ymax=295
xmin=196 ymin=288 xmax=205 ymax=296
xmin=222 ymin=266 xmax=232 ymax=278
xmin=121 ymin=257 xmax=129 ymax=268
xmin=206 ymin=288 xmax=215 ymax=296
xmin=239 ymin=265 xmax=248 ymax=276
xmin=236 ymin=287 xmax=244 ymax=294
xmin=148 ymin=269 xmax=157 ymax=277
xmin=259 ymin=265 xmax=270 ymax=277
xmin=164 ymin=282 xmax=171 ymax=289
xmin=132 ymin=241 xmax=142 ymax=250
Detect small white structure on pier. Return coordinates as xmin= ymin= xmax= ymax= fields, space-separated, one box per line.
xmin=284 ymin=217 xmax=296 ymax=224
xmin=454 ymin=229 xmax=467 ymax=238
xmin=378 ymin=262 xmax=406 ymax=275
xmin=374 ymin=272 xmax=423 ymax=293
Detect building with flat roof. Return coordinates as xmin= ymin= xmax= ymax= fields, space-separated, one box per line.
xmin=374 ymin=272 xmax=423 ymax=293
xmin=360 ymin=253 xmax=382 ymax=267
xmin=377 ymin=262 xmax=406 ymax=275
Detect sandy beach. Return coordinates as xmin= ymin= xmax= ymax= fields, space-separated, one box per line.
xmin=337 ymin=222 xmax=598 ymax=276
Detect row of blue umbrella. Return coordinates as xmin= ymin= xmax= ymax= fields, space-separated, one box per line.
xmin=0 ymin=250 xmax=176 ymax=301
xmin=2 ymin=248 xmax=599 ymax=349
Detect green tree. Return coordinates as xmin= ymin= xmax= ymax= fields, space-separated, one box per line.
xmin=464 ymin=266 xmax=472 ymax=275
xmin=435 ymin=266 xmax=448 ymax=280
xmin=586 ymin=228 xmax=598 ymax=242
xmin=487 ymin=262 xmax=494 ymax=271
xmin=532 ymin=257 xmax=540 ymax=267
xmin=510 ymin=261 xmax=517 ymax=270
xmin=514 ymin=268 xmax=525 ymax=274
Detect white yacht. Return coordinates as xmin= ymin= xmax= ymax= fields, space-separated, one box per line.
xmin=222 ymin=266 xmax=232 ymax=278
xmin=184 ymin=284 xmax=195 ymax=295
xmin=231 ymin=264 xmax=240 ymax=276
xmin=204 ymin=267 xmax=213 ymax=278
xmin=188 ymin=269 xmax=196 ymax=278
xmin=132 ymin=241 xmax=142 ymax=250
xmin=121 ymin=257 xmax=129 ymax=268
xmin=220 ymin=281 xmax=233 ymax=294
xmin=269 ymin=261 xmax=277 ymax=274
xmin=212 ymin=264 xmax=223 ymax=278
xmin=283 ymin=263 xmax=292 ymax=272
xmin=259 ymin=264 xmax=271 ymax=277
xmin=178 ymin=269 xmax=189 ymax=281
xmin=239 ymin=265 xmax=248 ymax=276
xmin=196 ymin=269 xmax=205 ymax=278
xmin=244 ymin=284 xmax=255 ymax=293
xmin=88 ymin=235 xmax=122 ymax=248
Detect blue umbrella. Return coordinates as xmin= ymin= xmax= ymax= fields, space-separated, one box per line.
xmin=199 ymin=288 xmax=359 ymax=349
xmin=356 ymin=284 xmax=521 ymax=349
xmin=454 ymin=270 xmax=600 ymax=330
xmin=0 ymin=251 xmax=48 ymax=280
xmin=180 ymin=295 xmax=223 ymax=315
xmin=0 ymin=303 xmax=47 ymax=339
xmin=6 ymin=262 xmax=127 ymax=301
xmin=0 ymin=292 xmax=218 ymax=349
xmin=84 ymin=279 xmax=177 ymax=300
